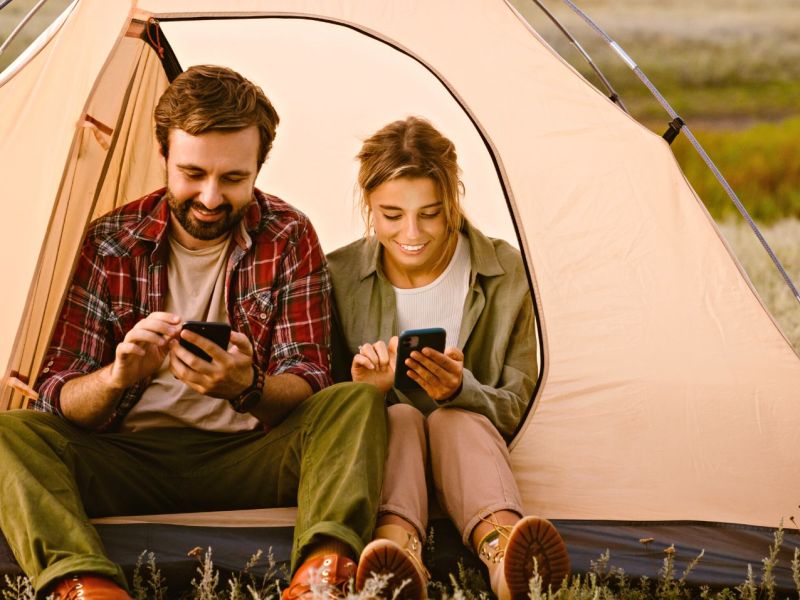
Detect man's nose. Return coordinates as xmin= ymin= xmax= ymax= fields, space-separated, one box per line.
xmin=197 ymin=179 xmax=223 ymax=209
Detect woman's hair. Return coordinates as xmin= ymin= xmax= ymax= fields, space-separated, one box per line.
xmin=356 ymin=116 xmax=465 ymax=236
xmin=154 ymin=65 xmax=280 ymax=169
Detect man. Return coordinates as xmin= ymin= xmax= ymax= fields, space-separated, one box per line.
xmin=0 ymin=65 xmax=386 ymax=599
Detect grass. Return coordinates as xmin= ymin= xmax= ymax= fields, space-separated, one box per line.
xmin=511 ymin=0 xmax=800 ymax=223
xmin=674 ymin=117 xmax=800 ymax=223
xmin=0 ymin=0 xmax=73 ymax=73
xmin=2 ymin=527 xmax=798 ymax=600
xmin=512 ymin=0 xmax=800 ymax=125
xmin=718 ymin=219 xmax=800 ymax=353
xmin=510 ymin=0 xmax=800 ymax=345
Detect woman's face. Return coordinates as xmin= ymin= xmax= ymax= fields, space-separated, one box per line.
xmin=369 ymin=176 xmax=454 ymax=287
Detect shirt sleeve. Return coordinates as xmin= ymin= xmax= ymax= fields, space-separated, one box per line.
xmin=34 ymin=237 xmax=118 ymax=415
xmin=266 ymin=219 xmax=333 ymax=392
xmin=435 ymin=293 xmax=537 ymax=439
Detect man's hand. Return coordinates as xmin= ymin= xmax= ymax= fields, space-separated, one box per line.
xmin=351 ymin=336 xmax=398 ymax=394
xmin=169 ymin=329 xmax=254 ymax=399
xmin=102 ymin=312 xmax=182 ymax=390
xmin=404 ymin=346 xmax=464 ymax=402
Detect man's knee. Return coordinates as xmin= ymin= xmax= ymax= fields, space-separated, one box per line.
xmin=307 ymin=382 xmax=385 ymax=424
xmin=0 ymin=409 xmax=62 ymax=441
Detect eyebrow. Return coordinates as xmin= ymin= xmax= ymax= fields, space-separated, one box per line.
xmin=377 ymin=202 xmax=443 ymax=211
xmin=176 ymin=164 xmax=253 ymax=177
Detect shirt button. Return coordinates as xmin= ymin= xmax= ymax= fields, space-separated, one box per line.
xmin=259 ymin=312 xmax=267 ymax=320
xmin=42 ymin=368 xmax=50 ymax=373
xmin=47 ymin=361 xmax=53 ymax=366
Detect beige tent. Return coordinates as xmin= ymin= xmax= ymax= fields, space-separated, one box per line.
xmin=1 ymin=0 xmax=798 ymax=587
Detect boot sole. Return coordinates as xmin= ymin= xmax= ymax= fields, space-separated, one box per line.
xmin=357 ymin=539 xmax=427 ymax=600
xmin=503 ymin=516 xmax=570 ymax=598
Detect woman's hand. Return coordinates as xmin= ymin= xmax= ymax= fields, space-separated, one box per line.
xmin=351 ymin=336 xmax=398 ymax=394
xmin=404 ymin=346 xmax=464 ymax=402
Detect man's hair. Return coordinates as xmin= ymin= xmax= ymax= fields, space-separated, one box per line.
xmin=356 ymin=116 xmax=465 ymax=237
xmin=154 ymin=64 xmax=280 ymax=168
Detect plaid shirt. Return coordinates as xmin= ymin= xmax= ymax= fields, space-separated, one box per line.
xmin=34 ymin=188 xmax=332 ymax=431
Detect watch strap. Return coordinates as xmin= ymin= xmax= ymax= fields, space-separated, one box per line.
xmin=229 ymin=362 xmax=264 ymax=413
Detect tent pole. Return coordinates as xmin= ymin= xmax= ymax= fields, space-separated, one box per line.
xmin=0 ymin=0 xmax=50 ymax=57
xmin=556 ymin=0 xmax=800 ymax=305
xmin=527 ymin=0 xmax=628 ymax=113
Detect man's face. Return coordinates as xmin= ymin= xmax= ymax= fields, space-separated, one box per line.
xmin=164 ymin=126 xmax=260 ymax=249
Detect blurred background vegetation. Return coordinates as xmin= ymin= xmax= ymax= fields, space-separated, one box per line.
xmin=1 ymin=0 xmax=798 ymax=348
xmin=513 ymin=0 xmax=800 ymax=349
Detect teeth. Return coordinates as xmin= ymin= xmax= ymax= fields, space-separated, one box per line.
xmin=400 ymin=243 xmax=424 ymax=251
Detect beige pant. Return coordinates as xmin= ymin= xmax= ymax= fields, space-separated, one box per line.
xmin=380 ymin=403 xmax=524 ymax=547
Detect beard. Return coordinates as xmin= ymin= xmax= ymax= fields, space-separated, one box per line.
xmin=166 ymin=189 xmax=248 ymax=242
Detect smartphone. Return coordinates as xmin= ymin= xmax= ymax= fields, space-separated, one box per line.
xmin=179 ymin=321 xmax=231 ymax=362
xmin=394 ymin=327 xmax=447 ymax=391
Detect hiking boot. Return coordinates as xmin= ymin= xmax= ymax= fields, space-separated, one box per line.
xmin=282 ymin=553 xmax=356 ymax=600
xmin=48 ymin=574 xmax=132 ymax=599
xmin=356 ymin=533 xmax=429 ymax=600
xmin=479 ymin=516 xmax=570 ymax=599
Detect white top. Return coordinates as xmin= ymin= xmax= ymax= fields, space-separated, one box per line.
xmin=121 ymin=234 xmax=259 ymax=433
xmin=394 ymin=233 xmax=471 ymax=349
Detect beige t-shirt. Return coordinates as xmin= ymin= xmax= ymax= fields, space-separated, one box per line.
xmin=121 ymin=235 xmax=260 ymax=432
xmin=393 ymin=233 xmax=470 ymax=349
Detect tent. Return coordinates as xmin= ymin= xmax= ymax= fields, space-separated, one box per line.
xmin=1 ymin=0 xmax=799 ymax=592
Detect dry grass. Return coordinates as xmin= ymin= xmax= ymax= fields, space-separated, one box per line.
xmin=511 ymin=0 xmax=800 ymax=123
xmin=719 ymin=218 xmax=800 ymax=353
xmin=0 ymin=0 xmax=73 ymax=73
xmin=3 ymin=528 xmax=799 ymax=599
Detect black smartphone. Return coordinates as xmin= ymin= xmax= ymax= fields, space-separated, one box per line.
xmin=179 ymin=321 xmax=231 ymax=362
xmin=394 ymin=327 xmax=447 ymax=391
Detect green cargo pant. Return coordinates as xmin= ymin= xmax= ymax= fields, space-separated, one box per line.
xmin=0 ymin=382 xmax=386 ymax=594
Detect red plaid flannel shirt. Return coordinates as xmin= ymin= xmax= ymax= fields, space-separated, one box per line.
xmin=34 ymin=188 xmax=332 ymax=430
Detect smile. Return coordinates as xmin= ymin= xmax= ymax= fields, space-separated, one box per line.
xmin=397 ymin=242 xmax=426 ymax=253
xmin=191 ymin=205 xmax=227 ymax=222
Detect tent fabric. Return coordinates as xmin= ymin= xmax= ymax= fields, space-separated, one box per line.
xmin=1 ymin=0 xmax=799 ymax=588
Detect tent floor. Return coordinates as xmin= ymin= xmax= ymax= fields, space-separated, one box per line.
xmin=1 ymin=519 xmax=796 ymax=597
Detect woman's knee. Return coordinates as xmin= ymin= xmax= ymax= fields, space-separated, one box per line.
xmin=387 ymin=403 xmax=424 ymax=428
xmin=428 ymin=406 xmax=490 ymax=433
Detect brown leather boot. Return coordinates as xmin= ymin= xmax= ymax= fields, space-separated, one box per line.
xmin=48 ymin=574 xmax=132 ymax=599
xmin=282 ymin=553 xmax=356 ymax=600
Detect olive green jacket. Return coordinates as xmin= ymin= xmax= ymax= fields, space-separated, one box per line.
xmin=327 ymin=222 xmax=537 ymax=439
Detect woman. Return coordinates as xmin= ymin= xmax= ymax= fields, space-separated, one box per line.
xmin=328 ymin=117 xmax=569 ymax=600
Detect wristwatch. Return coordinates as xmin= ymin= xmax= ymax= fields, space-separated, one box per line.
xmin=229 ymin=363 xmax=265 ymax=414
